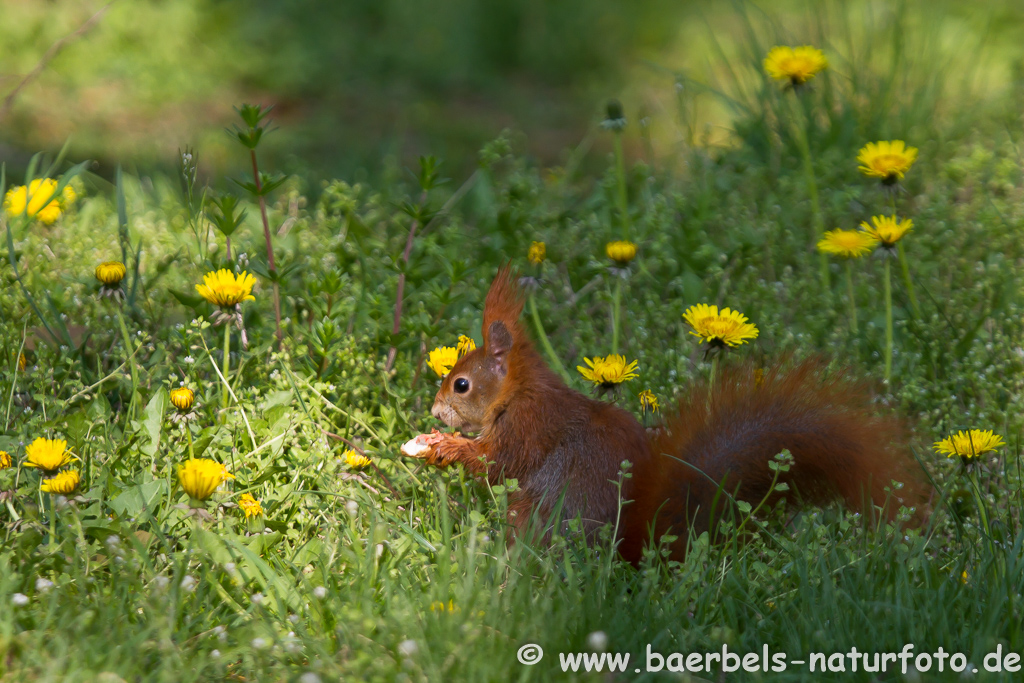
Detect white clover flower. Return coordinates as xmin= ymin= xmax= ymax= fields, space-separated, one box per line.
xmin=251 ymin=593 xmax=264 ymax=605
xmin=398 ymin=639 xmax=418 ymax=657
xmin=180 ymin=576 xmax=197 ymax=592
xmin=313 ymin=586 xmax=327 ymax=599
xmin=35 ymin=578 xmax=54 ymax=593
xmin=211 ymin=649 xmax=221 ymax=659
xmin=251 ymin=637 xmax=269 ymax=650
xmin=12 ymin=593 xmax=29 ymax=606
xmin=299 ymin=673 xmax=322 ymax=683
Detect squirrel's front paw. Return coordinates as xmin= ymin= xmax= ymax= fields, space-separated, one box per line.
xmin=401 ymin=430 xmax=462 ymax=466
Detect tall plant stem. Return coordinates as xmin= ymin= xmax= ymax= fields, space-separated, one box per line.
xmin=48 ymin=493 xmax=57 ymax=552
xmin=612 ymin=133 xmax=631 ymax=239
xmin=890 ymin=194 xmax=920 ymax=318
xmin=250 ymin=149 xmax=283 ymax=346
xmin=185 ymin=425 xmax=195 ymax=460
xmin=115 ymin=306 xmax=139 ymax=422
xmin=845 ymin=261 xmax=858 ymax=334
xmin=385 ymin=206 xmax=422 ymax=373
xmin=221 ymin=323 xmax=231 ymax=419
xmin=790 ymin=100 xmax=828 ymax=288
xmin=883 ymin=258 xmax=893 ymax=384
xmin=897 ymin=243 xmax=920 ymax=318
xmin=528 ymin=294 xmax=571 ymax=384
xmin=611 ymin=278 xmax=623 ymax=354
xmin=709 ymin=355 xmax=720 ymax=393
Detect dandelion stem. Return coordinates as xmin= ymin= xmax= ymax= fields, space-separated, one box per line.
xmin=48 ymin=492 xmax=57 ymax=552
xmin=613 ymin=132 xmax=630 ymax=240
xmin=790 ymin=99 xmax=828 ymax=288
xmin=845 ymin=260 xmax=858 ymax=334
xmin=709 ymin=355 xmax=720 ymax=393
xmin=611 ymin=278 xmax=622 ymax=354
xmin=115 ymin=306 xmax=139 ymax=422
xmin=185 ymin=424 xmax=195 ymax=460
xmin=883 ymin=258 xmax=893 ymax=383
xmin=221 ymin=322 xmax=231 ymax=419
xmin=528 ymin=294 xmax=571 ymax=384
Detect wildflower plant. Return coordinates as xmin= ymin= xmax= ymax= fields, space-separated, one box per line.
xmin=764 ymin=44 xmax=830 ymax=287
xmin=683 ymin=304 xmax=758 ymax=388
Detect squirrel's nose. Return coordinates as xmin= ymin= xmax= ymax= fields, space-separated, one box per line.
xmin=430 ymin=401 xmax=443 ymax=422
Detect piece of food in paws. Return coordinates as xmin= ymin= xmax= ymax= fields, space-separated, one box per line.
xmin=400 ymin=430 xmax=458 ymax=457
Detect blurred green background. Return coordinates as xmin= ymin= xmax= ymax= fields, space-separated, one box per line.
xmin=1 ymin=0 xmax=1022 ymax=183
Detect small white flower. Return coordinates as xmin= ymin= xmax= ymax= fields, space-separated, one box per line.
xmin=210 ymin=649 xmax=221 ymax=659
xmin=106 ymin=535 xmax=121 ymax=547
xmin=586 ymin=631 xmax=608 ymax=651
xmin=289 ymin=614 xmax=299 ymax=624
xmin=251 ymin=592 xmax=264 ymax=605
xmin=35 ymin=578 xmax=54 ymax=593
xmin=345 ymin=500 xmax=359 ymax=516
xmin=251 ymin=637 xmax=269 ymax=650
xmin=398 ymin=639 xmax=418 ymax=657
xmin=313 ymin=586 xmax=327 ymax=599
xmin=180 ymin=576 xmax=197 ymax=592
xmin=224 ymin=562 xmax=236 ymax=572
xmin=154 ymin=575 xmax=170 ymax=589
xmin=12 ymin=593 xmax=29 ymax=606
xmin=184 ymin=356 xmax=195 ymax=364
xmin=299 ymin=673 xmax=322 ymax=683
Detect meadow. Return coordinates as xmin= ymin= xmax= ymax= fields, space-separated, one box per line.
xmin=4 ymin=4 xmax=1024 ymax=682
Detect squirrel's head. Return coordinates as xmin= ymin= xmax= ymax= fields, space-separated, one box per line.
xmin=431 ymin=321 xmax=513 ymax=433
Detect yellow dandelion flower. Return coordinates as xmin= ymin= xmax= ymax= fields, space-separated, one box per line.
xmin=40 ymin=469 xmax=80 ymax=495
xmin=344 ymin=449 xmax=371 ymax=468
xmin=933 ymin=430 xmax=1005 ymax=460
xmin=427 ymin=346 xmax=459 ymax=377
xmin=170 ymin=387 xmax=195 ymax=412
xmin=682 ymin=304 xmax=759 ymax=348
xmin=763 ymin=45 xmax=827 ymax=86
xmin=18 ymin=353 xmax=27 ymax=372
xmin=195 ymin=270 xmax=257 ymax=308
xmin=577 ymin=354 xmax=639 ymax=387
xmin=238 ymin=493 xmax=264 ymax=518
xmin=817 ymin=229 xmax=879 ymax=259
xmin=457 ymin=335 xmax=477 ymax=357
xmin=857 ymin=141 xmax=918 ymax=184
xmin=0 ymin=450 xmax=11 ymax=470
xmin=178 ymin=458 xmax=235 ymax=501
xmin=528 ymin=241 xmax=546 ymax=265
xmin=23 ymin=438 xmax=76 ymax=473
xmin=961 ymin=570 xmax=969 ymax=584
xmin=606 ymin=240 xmax=637 ymax=266
xmin=95 ymin=261 xmax=127 ymax=287
xmin=3 ymin=179 xmax=65 ymax=224
xmin=860 ymin=215 xmax=913 ymax=248
xmin=638 ymin=389 xmax=660 ymax=413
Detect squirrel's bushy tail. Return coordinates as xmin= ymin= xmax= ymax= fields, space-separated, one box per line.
xmin=621 ymin=360 xmax=927 ymax=562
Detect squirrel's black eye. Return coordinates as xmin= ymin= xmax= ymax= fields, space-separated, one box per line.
xmin=454 ymin=377 xmax=470 ymax=394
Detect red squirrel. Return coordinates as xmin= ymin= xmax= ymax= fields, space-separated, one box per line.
xmin=402 ymin=267 xmax=926 ymax=563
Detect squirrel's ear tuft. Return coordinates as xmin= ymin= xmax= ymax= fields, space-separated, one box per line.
xmin=487 ymin=321 xmax=514 ymax=376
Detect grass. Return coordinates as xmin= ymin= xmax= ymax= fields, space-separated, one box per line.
xmin=4 ymin=5 xmax=1024 ymax=681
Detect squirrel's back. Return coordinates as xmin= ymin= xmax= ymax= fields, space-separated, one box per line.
xmin=619 ymin=360 xmax=925 ymax=563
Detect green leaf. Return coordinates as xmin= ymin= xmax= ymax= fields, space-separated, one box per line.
xmin=108 ymin=479 xmax=167 ymax=518
xmin=140 ymin=388 xmax=168 ymax=458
